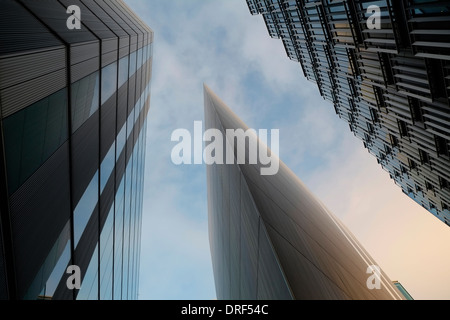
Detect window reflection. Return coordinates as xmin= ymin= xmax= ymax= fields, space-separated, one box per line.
xmin=118 ymin=56 xmax=129 ymax=88
xmin=77 ymin=245 xmax=98 ymax=300
xmin=3 ymin=89 xmax=68 ymax=194
xmin=116 ymin=123 xmax=127 ymax=161
xmin=100 ymin=206 xmax=114 ymax=300
xmin=42 ymin=237 xmax=71 ymax=299
xmin=100 ymin=141 xmax=116 ymax=193
xmin=74 ymin=172 xmax=98 ymax=246
xmin=101 ymin=62 xmax=118 ymax=105
xmin=71 ymin=72 xmax=99 ymax=133
xmin=114 ymin=177 xmax=125 ymax=300
xmin=129 ymin=51 xmax=137 ymax=78
xmin=136 ymin=48 xmax=143 ymax=70
xmin=23 ymin=222 xmax=71 ymax=300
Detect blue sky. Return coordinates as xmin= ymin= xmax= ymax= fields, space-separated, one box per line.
xmin=125 ymin=0 xmax=450 ymax=300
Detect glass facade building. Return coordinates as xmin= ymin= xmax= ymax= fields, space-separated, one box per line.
xmin=204 ymin=84 xmax=405 ymax=300
xmin=0 ymin=0 xmax=152 ymax=299
xmin=246 ymin=0 xmax=450 ymax=226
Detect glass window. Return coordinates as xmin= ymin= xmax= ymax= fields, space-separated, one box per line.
xmin=101 ymin=62 xmax=118 ymax=105
xmin=74 ymin=171 xmax=99 ymax=246
xmin=116 ymin=123 xmax=127 ymax=161
xmin=71 ymin=72 xmax=99 ymax=133
xmin=100 ymin=141 xmax=116 ymax=193
xmin=118 ymin=56 xmax=129 ymax=88
xmin=23 ymin=222 xmax=71 ymax=300
xmin=129 ymin=51 xmax=137 ymax=77
xmin=136 ymin=48 xmax=143 ymax=70
xmin=3 ymin=89 xmax=68 ymax=194
xmin=100 ymin=206 xmax=114 ymax=300
xmin=43 ymin=237 xmax=71 ymax=299
xmin=126 ymin=109 xmax=134 ymax=140
xmin=114 ymin=177 xmax=125 ymax=300
xmin=77 ymin=245 xmax=98 ymax=300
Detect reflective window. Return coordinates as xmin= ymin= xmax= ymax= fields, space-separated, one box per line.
xmin=77 ymin=245 xmax=98 ymax=300
xmin=74 ymin=172 xmax=98 ymax=246
xmin=3 ymin=89 xmax=68 ymax=194
xmin=23 ymin=222 xmax=71 ymax=300
xmin=71 ymin=72 xmax=99 ymax=133
xmin=100 ymin=141 xmax=116 ymax=193
xmin=136 ymin=48 xmax=143 ymax=70
xmin=43 ymin=238 xmax=71 ymax=299
xmin=122 ymin=160 xmax=133 ymax=299
xmin=118 ymin=56 xmax=129 ymax=88
xmin=100 ymin=206 xmax=114 ymax=300
xmin=114 ymin=177 xmax=125 ymax=300
xmin=129 ymin=51 xmax=137 ymax=77
xmin=101 ymin=62 xmax=118 ymax=105
xmin=127 ymin=109 xmax=135 ymax=140
xmin=116 ymin=123 xmax=127 ymax=161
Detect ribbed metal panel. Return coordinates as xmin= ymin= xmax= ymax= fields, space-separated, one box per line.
xmin=0 ymin=68 xmax=66 ymax=118
xmin=119 ymin=46 xmax=130 ymax=59
xmin=21 ymin=0 xmax=98 ymax=45
xmin=71 ymin=56 xmax=100 ymax=83
xmin=0 ymin=48 xmax=66 ymax=90
xmin=0 ymin=0 xmax=63 ymax=57
xmin=60 ymin=0 xmax=117 ymax=40
xmin=102 ymin=38 xmax=118 ymax=54
xmin=70 ymin=41 xmax=100 ymax=65
xmin=101 ymin=51 xmax=117 ymax=68
xmin=84 ymin=0 xmax=128 ymax=38
xmin=9 ymin=142 xmax=70 ymax=298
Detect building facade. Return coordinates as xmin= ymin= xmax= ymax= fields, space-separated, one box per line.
xmin=0 ymin=0 xmax=152 ymax=299
xmin=246 ymin=0 xmax=450 ymax=226
xmin=204 ymin=84 xmax=405 ymax=299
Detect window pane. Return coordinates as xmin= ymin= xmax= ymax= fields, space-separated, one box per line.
xmin=136 ymin=48 xmax=143 ymax=70
xmin=101 ymin=62 xmax=118 ymax=105
xmin=114 ymin=177 xmax=125 ymax=300
xmin=74 ymin=171 xmax=98 ymax=246
xmin=100 ymin=141 xmax=116 ymax=193
xmin=3 ymin=89 xmax=68 ymax=194
xmin=100 ymin=206 xmax=114 ymax=300
xmin=118 ymin=56 xmax=129 ymax=88
xmin=116 ymin=123 xmax=127 ymax=161
xmin=77 ymin=245 xmax=98 ymax=300
xmin=71 ymin=72 xmax=99 ymax=133
xmin=43 ymin=237 xmax=71 ymax=299
xmin=129 ymin=51 xmax=137 ymax=77
xmin=23 ymin=222 xmax=71 ymax=300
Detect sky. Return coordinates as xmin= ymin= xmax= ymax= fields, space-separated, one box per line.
xmin=125 ymin=0 xmax=450 ymax=300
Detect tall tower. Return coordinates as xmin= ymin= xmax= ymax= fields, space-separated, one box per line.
xmin=204 ymin=84 xmax=404 ymax=300
xmin=246 ymin=0 xmax=450 ymax=226
xmin=0 ymin=0 xmax=152 ymax=300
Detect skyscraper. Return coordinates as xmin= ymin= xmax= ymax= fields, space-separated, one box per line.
xmin=0 ymin=0 xmax=152 ymax=300
xmin=204 ymin=84 xmax=405 ymax=300
xmin=246 ymin=0 xmax=450 ymax=226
